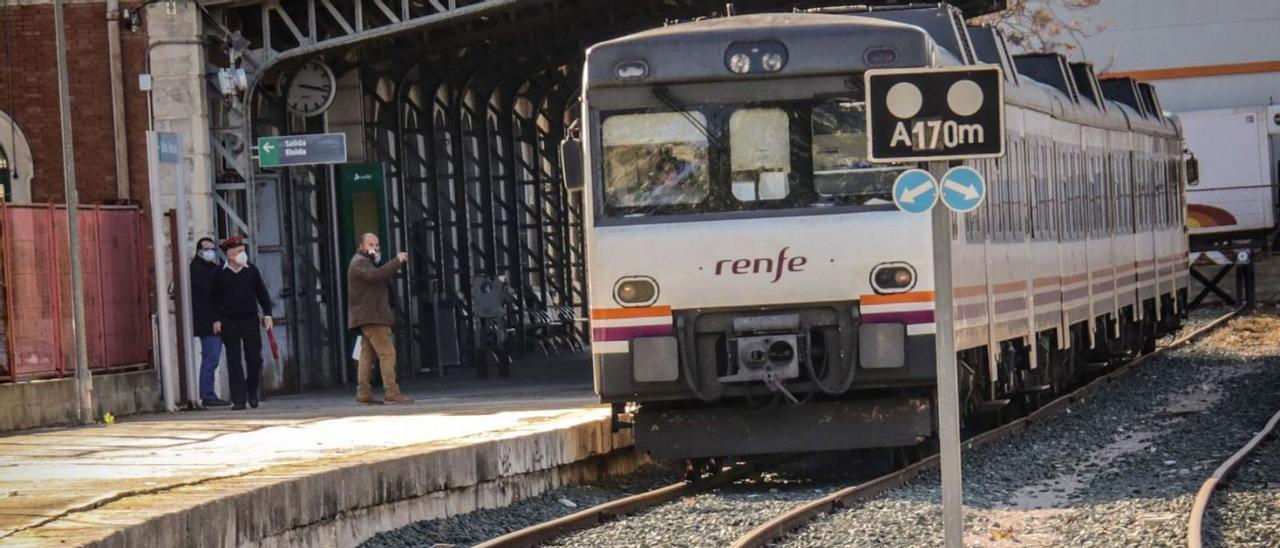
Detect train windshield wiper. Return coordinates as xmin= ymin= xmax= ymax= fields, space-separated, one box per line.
xmin=652 ymin=86 xmax=720 ymax=148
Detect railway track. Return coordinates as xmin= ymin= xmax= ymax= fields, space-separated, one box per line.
xmin=473 ymin=459 xmax=779 ymax=548
xmin=734 ymin=307 xmax=1243 ymax=548
xmin=430 ymin=308 xmax=1244 ymax=548
xmin=1187 ymin=403 xmax=1280 ymax=548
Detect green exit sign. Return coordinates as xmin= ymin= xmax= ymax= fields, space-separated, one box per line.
xmin=257 ymin=133 xmax=347 ymax=168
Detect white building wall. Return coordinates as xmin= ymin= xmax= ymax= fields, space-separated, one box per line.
xmin=1037 ymin=0 xmax=1280 ymax=111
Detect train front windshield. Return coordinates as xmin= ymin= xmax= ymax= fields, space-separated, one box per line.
xmin=599 ymin=98 xmax=904 ymax=219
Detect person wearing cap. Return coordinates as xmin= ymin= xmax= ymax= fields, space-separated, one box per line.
xmin=190 ymin=237 xmax=229 ymax=407
xmin=347 ymin=233 xmax=413 ymax=405
xmin=212 ymin=236 xmax=273 ymax=410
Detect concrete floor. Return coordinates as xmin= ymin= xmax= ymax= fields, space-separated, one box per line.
xmin=0 ymin=352 xmax=606 ymax=545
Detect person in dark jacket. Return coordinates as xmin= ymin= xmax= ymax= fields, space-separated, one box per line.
xmin=190 ymin=237 xmax=229 ymax=407
xmin=212 ymin=236 xmax=273 ymax=410
xmin=347 ymin=233 xmax=413 ymax=405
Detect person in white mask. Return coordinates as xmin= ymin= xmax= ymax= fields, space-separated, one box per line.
xmin=211 ymin=236 xmax=273 ymax=410
xmin=190 ymin=237 xmax=229 ymax=407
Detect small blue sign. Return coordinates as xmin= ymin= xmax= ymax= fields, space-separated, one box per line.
xmin=892 ymin=169 xmax=939 ymax=214
xmin=939 ymin=166 xmax=987 ymax=213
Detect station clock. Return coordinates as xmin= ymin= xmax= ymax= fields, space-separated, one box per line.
xmin=286 ymin=59 xmax=337 ymax=117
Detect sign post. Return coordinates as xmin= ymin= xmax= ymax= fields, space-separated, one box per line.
xmin=930 ymin=160 xmax=965 ymax=548
xmin=870 ymin=66 xmax=1002 ymax=548
xmin=147 ymin=131 xmax=181 ymax=412
xmin=257 ymin=133 xmax=348 ymax=168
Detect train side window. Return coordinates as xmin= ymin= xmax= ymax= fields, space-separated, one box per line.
xmin=965 ymin=159 xmax=983 ymax=242
xmin=729 ymin=108 xmax=793 ymax=202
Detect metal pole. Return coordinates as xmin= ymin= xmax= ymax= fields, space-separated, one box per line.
xmin=147 ymin=131 xmax=179 ymax=412
xmin=930 ymin=161 xmax=964 ymax=547
xmin=54 ymin=0 xmax=94 ymax=425
xmin=176 ymin=149 xmax=197 ymax=405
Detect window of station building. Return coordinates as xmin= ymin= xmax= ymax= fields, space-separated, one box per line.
xmin=730 ymin=108 xmax=792 ymax=202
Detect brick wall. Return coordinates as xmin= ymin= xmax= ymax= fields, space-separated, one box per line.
xmin=0 ymin=1 xmax=152 ymax=206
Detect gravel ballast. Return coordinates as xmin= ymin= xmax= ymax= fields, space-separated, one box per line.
xmin=780 ymin=309 xmax=1280 ymax=548
xmin=544 ymin=455 xmax=888 ymax=547
xmin=359 ymin=463 xmax=681 ymax=548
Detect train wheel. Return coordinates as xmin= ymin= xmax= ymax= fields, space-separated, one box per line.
xmin=683 ymin=457 xmax=723 ymax=481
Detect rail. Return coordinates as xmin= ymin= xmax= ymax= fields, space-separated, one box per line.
xmin=1186 ymin=405 xmax=1280 ymax=548
xmin=474 ymin=459 xmax=773 ymax=548
xmin=731 ymin=307 xmax=1244 ymax=548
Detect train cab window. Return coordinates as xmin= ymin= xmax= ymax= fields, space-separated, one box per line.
xmin=601 ymin=112 xmax=710 ymax=210
xmin=729 ymin=108 xmax=792 ymax=202
xmin=810 ymin=100 xmax=901 ymax=204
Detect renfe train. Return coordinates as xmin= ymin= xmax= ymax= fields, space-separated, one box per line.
xmin=573 ymin=4 xmax=1189 ymax=462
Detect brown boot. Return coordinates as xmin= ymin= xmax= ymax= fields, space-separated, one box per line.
xmin=384 ymin=393 xmax=415 ymax=405
xmin=356 ymin=395 xmax=383 ymax=405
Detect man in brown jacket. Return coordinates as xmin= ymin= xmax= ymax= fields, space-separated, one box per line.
xmin=348 ymin=233 xmax=414 ymax=405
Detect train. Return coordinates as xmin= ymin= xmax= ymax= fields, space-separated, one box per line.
xmin=568 ymin=3 xmax=1190 ymax=462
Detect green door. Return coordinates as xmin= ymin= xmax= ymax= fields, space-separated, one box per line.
xmin=337 ymin=163 xmax=390 ymax=358
xmin=337 ymin=163 xmax=389 ymax=267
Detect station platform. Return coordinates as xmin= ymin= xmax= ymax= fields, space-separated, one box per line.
xmin=0 ymin=353 xmax=638 ymax=547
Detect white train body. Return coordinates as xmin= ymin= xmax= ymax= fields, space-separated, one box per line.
xmin=578 ymin=6 xmax=1188 ymax=459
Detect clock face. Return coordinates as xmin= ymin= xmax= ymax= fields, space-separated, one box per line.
xmin=286 ymin=59 xmax=336 ymax=116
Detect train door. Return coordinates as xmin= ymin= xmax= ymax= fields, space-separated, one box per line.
xmin=1056 ymin=126 xmax=1087 ymax=347
xmin=1110 ymin=130 xmax=1138 ymax=321
xmin=1082 ymin=134 xmax=1113 ymax=347
xmin=336 ymin=162 xmax=391 ymax=371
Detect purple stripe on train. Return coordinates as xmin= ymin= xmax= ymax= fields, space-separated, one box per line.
xmin=955 ymin=302 xmax=987 ymax=320
xmin=862 ymin=310 xmax=935 ymax=325
xmin=592 ymin=324 xmax=673 ymax=342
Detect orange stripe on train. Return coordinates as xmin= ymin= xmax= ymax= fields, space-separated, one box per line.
xmin=590 ymin=305 xmax=673 ymax=320
xmin=860 ymin=291 xmax=935 ymax=305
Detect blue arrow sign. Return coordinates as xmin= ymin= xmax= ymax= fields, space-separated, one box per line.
xmin=892 ymin=169 xmax=939 ymax=214
xmin=939 ymin=166 xmax=986 ymax=213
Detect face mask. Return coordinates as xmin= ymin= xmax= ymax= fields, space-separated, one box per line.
xmin=234 ymin=251 xmax=248 ymax=265
xmin=200 ymin=250 xmax=216 ymax=262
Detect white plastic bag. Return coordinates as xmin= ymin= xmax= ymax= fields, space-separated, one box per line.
xmin=351 ymin=335 xmax=363 ymax=361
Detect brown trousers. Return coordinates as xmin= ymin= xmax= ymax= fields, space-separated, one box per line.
xmin=357 ymin=324 xmax=401 ymax=398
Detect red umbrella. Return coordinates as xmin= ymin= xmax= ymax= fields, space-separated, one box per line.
xmin=266 ymin=327 xmax=281 ymax=362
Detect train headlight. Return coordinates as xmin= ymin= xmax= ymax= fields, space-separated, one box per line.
xmin=870 ymin=263 xmax=916 ymax=294
xmin=761 ymin=53 xmax=785 ymax=73
xmin=614 ymin=276 xmax=659 ymax=307
xmin=728 ymin=53 xmax=751 ymax=74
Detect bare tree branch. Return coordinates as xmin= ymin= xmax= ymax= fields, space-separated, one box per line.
xmin=971 ymin=0 xmax=1111 ymax=61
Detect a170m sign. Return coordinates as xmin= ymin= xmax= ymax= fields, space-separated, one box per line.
xmin=865 ymin=65 xmax=1005 ymax=162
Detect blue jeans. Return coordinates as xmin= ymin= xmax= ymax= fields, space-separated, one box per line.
xmin=198 ymin=335 xmax=223 ymax=401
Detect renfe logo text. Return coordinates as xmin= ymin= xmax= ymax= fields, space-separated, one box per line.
xmin=714 ymin=247 xmax=807 ymax=283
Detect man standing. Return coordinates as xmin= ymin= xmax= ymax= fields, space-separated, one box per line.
xmin=212 ymin=236 xmax=273 ymax=411
xmin=348 ymin=233 xmax=414 ymax=405
xmin=190 ymin=237 xmax=229 ymax=407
